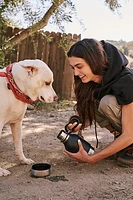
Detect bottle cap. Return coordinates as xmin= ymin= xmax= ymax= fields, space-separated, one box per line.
xmin=57 ymin=130 xmax=69 ymax=143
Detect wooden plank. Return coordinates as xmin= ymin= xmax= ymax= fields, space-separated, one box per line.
xmin=4 ymin=28 xmax=80 ymax=99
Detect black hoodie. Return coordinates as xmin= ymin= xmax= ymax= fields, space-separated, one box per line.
xmin=94 ymin=40 xmax=133 ymax=105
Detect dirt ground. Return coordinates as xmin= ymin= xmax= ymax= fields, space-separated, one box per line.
xmin=1 ymin=105 xmax=133 ymax=200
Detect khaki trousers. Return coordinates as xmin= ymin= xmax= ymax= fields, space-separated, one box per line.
xmin=95 ymin=95 xmax=122 ymax=133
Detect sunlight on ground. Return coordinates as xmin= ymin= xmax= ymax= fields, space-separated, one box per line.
xmin=1 ymin=161 xmax=17 ymax=169
xmin=22 ymin=125 xmax=58 ymax=138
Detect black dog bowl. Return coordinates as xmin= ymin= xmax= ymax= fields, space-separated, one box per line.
xmin=31 ymin=163 xmax=51 ymax=177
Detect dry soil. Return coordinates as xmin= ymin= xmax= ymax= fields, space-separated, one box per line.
xmin=1 ymin=106 xmax=133 ymax=200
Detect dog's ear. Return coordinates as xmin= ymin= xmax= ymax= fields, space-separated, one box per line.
xmin=21 ymin=65 xmax=38 ymax=76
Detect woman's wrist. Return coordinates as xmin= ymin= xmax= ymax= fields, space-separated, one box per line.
xmin=86 ymin=154 xmax=98 ymax=164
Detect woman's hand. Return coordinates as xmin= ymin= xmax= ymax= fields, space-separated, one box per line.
xmin=64 ymin=140 xmax=95 ymax=163
xmin=65 ymin=115 xmax=82 ymax=133
xmin=67 ymin=122 xmax=82 ymax=132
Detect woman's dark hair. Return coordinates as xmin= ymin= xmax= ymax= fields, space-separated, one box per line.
xmin=67 ymin=38 xmax=108 ymax=128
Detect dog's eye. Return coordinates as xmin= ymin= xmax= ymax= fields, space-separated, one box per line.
xmin=45 ymin=81 xmax=51 ymax=86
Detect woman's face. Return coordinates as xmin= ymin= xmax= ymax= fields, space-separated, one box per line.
xmin=68 ymin=56 xmax=102 ymax=83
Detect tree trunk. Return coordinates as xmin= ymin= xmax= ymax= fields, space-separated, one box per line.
xmin=3 ymin=0 xmax=65 ymax=49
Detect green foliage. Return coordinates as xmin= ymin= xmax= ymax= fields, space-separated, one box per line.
xmin=1 ymin=0 xmax=49 ymax=28
xmin=1 ymin=0 xmax=23 ymax=8
xmin=107 ymin=40 xmax=133 ymax=58
xmin=32 ymin=100 xmax=75 ymax=110
xmin=0 ymin=0 xmax=130 ymax=66
xmin=0 ymin=0 xmax=23 ymax=25
xmin=1 ymin=0 xmax=74 ymax=29
xmin=0 ymin=25 xmax=17 ymax=66
xmin=58 ymin=33 xmax=77 ymax=54
xmin=0 ymin=0 xmax=76 ymax=65
xmin=0 ymin=1 xmax=24 ymax=66
xmin=51 ymin=0 xmax=75 ymax=32
xmin=105 ymin=0 xmax=121 ymax=11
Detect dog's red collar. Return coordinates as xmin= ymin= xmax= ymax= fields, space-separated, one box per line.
xmin=0 ymin=64 xmax=37 ymax=104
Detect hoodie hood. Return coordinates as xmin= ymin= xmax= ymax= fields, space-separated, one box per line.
xmin=101 ymin=40 xmax=128 ymax=84
xmin=94 ymin=41 xmax=130 ymax=102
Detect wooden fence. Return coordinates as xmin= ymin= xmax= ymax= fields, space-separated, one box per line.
xmin=4 ymin=27 xmax=81 ymax=99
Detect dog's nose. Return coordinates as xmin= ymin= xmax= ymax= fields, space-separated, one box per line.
xmin=40 ymin=96 xmax=45 ymax=101
xmin=54 ymin=95 xmax=58 ymax=101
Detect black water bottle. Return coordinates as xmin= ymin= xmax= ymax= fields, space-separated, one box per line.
xmin=57 ymin=130 xmax=94 ymax=154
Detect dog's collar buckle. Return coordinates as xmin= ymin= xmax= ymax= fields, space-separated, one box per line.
xmin=7 ymin=83 xmax=10 ymax=90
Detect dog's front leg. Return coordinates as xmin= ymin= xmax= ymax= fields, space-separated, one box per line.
xmin=10 ymin=122 xmax=34 ymax=164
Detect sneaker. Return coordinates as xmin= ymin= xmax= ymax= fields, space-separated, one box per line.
xmin=117 ymin=144 xmax=133 ymax=167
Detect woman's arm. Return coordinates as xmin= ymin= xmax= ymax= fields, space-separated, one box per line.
xmin=65 ymin=102 xmax=133 ymax=163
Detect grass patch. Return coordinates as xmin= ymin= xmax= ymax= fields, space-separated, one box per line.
xmin=32 ymin=100 xmax=76 ymax=111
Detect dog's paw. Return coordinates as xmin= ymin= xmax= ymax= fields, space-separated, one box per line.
xmin=0 ymin=168 xmax=11 ymax=177
xmin=21 ymin=158 xmax=34 ymax=165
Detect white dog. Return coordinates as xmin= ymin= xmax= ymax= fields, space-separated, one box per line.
xmin=0 ymin=59 xmax=58 ymax=176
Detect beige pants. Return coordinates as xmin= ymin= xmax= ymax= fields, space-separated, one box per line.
xmin=95 ymin=95 xmax=122 ymax=133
